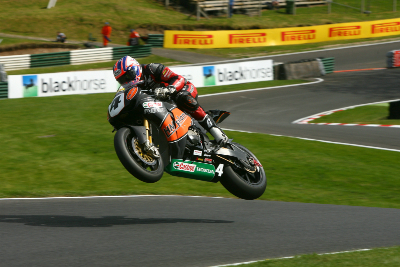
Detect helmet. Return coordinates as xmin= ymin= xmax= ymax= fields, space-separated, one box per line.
xmin=113 ymin=56 xmax=142 ymax=85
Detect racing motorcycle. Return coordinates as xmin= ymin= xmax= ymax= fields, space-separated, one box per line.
xmin=108 ymin=82 xmax=266 ymax=200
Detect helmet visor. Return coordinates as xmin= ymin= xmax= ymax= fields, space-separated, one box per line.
xmin=116 ymin=73 xmax=133 ymax=85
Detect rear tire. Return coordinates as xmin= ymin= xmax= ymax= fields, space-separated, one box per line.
xmin=114 ymin=127 xmax=164 ymax=183
xmin=220 ymin=143 xmax=266 ymax=200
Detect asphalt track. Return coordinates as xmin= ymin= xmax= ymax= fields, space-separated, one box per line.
xmin=2 ymin=41 xmax=400 ymax=267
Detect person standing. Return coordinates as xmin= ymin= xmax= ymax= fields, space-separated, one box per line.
xmin=229 ymin=0 xmax=234 ymax=18
xmin=127 ymin=29 xmax=140 ymax=46
xmin=102 ymin=22 xmax=112 ymax=47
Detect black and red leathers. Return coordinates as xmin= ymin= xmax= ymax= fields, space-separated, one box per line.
xmin=140 ymin=63 xmax=207 ymax=121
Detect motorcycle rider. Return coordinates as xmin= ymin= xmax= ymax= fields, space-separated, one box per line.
xmin=111 ymin=55 xmax=228 ymax=158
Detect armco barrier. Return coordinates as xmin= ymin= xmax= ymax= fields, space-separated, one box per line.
xmin=319 ymin=57 xmax=335 ymax=74
xmin=112 ymin=45 xmax=152 ymax=60
xmin=0 ymin=45 xmax=152 ymax=71
xmin=0 ymin=54 xmax=30 ymax=71
xmin=0 ymin=82 xmax=8 ymax=99
xmin=30 ymin=52 xmax=71 ymax=68
xmin=147 ymin=34 xmax=164 ymax=47
xmin=70 ymin=48 xmax=113 ymax=65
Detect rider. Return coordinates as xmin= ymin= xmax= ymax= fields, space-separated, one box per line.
xmin=111 ymin=56 xmax=228 ymax=156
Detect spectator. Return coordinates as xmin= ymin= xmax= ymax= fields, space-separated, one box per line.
xmin=127 ymin=29 xmax=140 ymax=46
xmin=229 ymin=0 xmax=234 ymax=18
xmin=102 ymin=22 xmax=112 ymax=47
xmin=56 ymin=32 xmax=67 ymax=43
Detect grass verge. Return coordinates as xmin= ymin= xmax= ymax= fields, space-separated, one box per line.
xmin=234 ymin=246 xmax=400 ymax=267
xmin=312 ymin=103 xmax=400 ymax=125
xmin=1 ymin=82 xmax=399 ymax=208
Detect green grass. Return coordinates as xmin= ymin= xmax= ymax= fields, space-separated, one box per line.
xmin=0 ymin=37 xmax=47 ymax=46
xmin=1 ymin=0 xmax=400 ymax=46
xmin=312 ymin=103 xmax=400 ymax=125
xmin=1 ymin=88 xmax=400 ymax=208
xmin=6 ymin=55 xmax=187 ymax=75
xmin=235 ymin=246 xmax=400 ymax=267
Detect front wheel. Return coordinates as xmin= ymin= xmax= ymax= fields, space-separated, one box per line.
xmin=219 ymin=143 xmax=266 ymax=200
xmin=114 ymin=127 xmax=164 ymax=183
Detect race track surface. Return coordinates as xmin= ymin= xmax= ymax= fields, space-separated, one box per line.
xmin=2 ymin=42 xmax=400 ymax=266
xmin=1 ymin=196 xmax=400 ymax=267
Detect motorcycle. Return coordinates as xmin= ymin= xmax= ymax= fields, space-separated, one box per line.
xmin=108 ymin=82 xmax=266 ymax=200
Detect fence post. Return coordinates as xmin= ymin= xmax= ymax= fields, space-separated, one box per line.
xmin=197 ymin=1 xmax=200 ymax=21
xmin=361 ymin=0 xmax=365 ymax=13
xmin=394 ymin=0 xmax=397 ymax=11
xmin=327 ymin=0 xmax=331 ymax=13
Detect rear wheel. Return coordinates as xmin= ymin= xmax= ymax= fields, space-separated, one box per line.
xmin=114 ymin=127 xmax=164 ymax=183
xmin=220 ymin=143 xmax=266 ymax=200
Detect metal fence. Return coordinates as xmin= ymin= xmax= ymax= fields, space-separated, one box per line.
xmin=327 ymin=0 xmax=398 ymax=14
xmin=0 ymin=45 xmax=152 ymax=71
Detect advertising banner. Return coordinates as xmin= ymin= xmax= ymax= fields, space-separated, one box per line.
xmin=8 ymin=70 xmax=119 ymax=99
xmin=164 ymin=18 xmax=400 ymax=49
xmin=7 ymin=60 xmax=273 ymax=99
xmin=170 ymin=59 xmax=273 ymax=87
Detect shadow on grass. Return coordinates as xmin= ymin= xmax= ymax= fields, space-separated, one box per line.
xmin=0 ymin=215 xmax=233 ymax=227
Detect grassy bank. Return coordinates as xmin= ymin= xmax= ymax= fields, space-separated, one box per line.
xmin=312 ymin=103 xmax=400 ymax=125
xmin=236 ymin=246 xmax=400 ymax=267
xmin=1 ymin=0 xmax=400 ymax=46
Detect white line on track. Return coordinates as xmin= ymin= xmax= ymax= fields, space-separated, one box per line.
xmin=293 ymin=98 xmax=400 ymax=125
xmin=0 ymin=195 xmax=226 ymax=201
xmin=198 ymin=78 xmax=324 ymax=98
xmin=209 ymin=248 xmax=373 ymax=267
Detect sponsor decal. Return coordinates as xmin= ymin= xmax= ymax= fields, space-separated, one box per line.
xmin=173 ymin=34 xmax=214 ymax=45
xmin=203 ymin=66 xmax=216 ymax=86
xmin=196 ymin=157 xmax=204 ymax=162
xmin=163 ymin=122 xmax=176 ymax=137
xmin=175 ymin=112 xmax=188 ymax=127
xmin=22 ymin=75 xmax=38 ymax=97
xmin=196 ymin=167 xmax=215 ymax=174
xmin=117 ymin=87 xmax=125 ymax=92
xmin=204 ymin=154 xmax=211 ymax=157
xmin=40 ymin=77 xmax=106 ymax=93
xmin=372 ymin=22 xmax=400 ymax=34
xmin=281 ymin=30 xmax=316 ymax=41
xmin=204 ymin=158 xmax=213 ymax=163
xmin=144 ymin=107 xmax=164 ymax=114
xmin=329 ymin=26 xmax=361 ymax=38
xmin=218 ymin=66 xmax=271 ymax=82
xmin=173 ymin=162 xmax=196 ymax=172
xmin=126 ymin=87 xmax=138 ymax=100
xmin=194 ymin=150 xmax=202 ymax=156
xmin=229 ymin=33 xmax=267 ymax=44
xmin=143 ymin=102 xmax=163 ymax=108
xmin=162 ymin=68 xmax=173 ymax=79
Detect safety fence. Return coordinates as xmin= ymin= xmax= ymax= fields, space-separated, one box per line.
xmin=0 ymin=45 xmax=152 ymax=71
xmin=147 ymin=34 xmax=164 ymax=47
xmin=319 ymin=57 xmax=335 ymax=74
xmin=0 ymin=81 xmax=8 ymax=99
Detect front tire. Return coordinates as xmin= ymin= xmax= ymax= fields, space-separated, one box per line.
xmin=114 ymin=127 xmax=164 ymax=183
xmin=220 ymin=143 xmax=266 ymax=200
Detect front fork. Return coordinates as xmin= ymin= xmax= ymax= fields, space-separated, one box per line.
xmin=144 ymin=119 xmax=152 ymax=144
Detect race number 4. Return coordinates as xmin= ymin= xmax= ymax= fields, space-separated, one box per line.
xmin=108 ymin=94 xmax=125 ymax=117
xmin=216 ymin=164 xmax=224 ymax=177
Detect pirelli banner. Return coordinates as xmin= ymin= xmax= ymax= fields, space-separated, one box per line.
xmin=164 ymin=18 xmax=400 ymax=49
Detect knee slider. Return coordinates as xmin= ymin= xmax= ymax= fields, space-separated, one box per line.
xmin=175 ymin=91 xmax=199 ymax=112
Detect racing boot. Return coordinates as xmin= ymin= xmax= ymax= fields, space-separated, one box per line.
xmin=199 ymin=114 xmax=228 ymax=146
